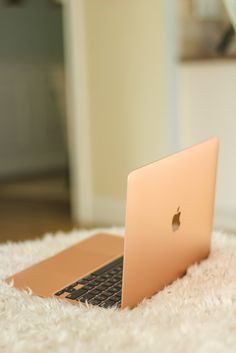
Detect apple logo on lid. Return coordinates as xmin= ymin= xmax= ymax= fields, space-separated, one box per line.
xmin=172 ymin=206 xmax=181 ymax=232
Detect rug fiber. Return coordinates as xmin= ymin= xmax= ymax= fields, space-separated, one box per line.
xmin=0 ymin=228 xmax=236 ymax=353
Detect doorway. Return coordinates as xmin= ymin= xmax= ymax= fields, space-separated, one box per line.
xmin=0 ymin=0 xmax=73 ymax=242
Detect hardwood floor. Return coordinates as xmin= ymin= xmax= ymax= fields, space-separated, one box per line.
xmin=0 ymin=198 xmax=73 ymax=243
xmin=0 ymin=174 xmax=74 ymax=243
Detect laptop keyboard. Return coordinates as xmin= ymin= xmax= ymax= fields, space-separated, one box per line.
xmin=54 ymin=256 xmax=123 ymax=308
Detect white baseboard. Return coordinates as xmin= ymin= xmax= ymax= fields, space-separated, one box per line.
xmin=92 ymin=198 xmax=126 ymax=226
xmin=214 ymin=207 xmax=236 ymax=232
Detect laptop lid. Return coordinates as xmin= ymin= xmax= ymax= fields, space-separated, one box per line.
xmin=121 ymin=137 xmax=219 ymax=308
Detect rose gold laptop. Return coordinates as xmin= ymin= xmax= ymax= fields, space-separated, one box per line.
xmin=5 ymin=138 xmax=219 ymax=309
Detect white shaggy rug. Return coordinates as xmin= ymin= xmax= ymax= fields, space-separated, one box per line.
xmin=1 ymin=228 xmax=236 ymax=353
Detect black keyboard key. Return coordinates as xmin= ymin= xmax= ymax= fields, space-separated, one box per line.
xmin=113 ymin=275 xmax=122 ymax=281
xmin=66 ymin=288 xmax=87 ymax=300
xmin=102 ymin=282 xmax=112 ymax=288
xmin=83 ymin=274 xmax=97 ymax=281
xmin=89 ymin=280 xmax=100 ymax=286
xmin=89 ymin=289 xmax=100 ymax=296
xmin=103 ymin=274 xmax=111 ymax=280
xmin=115 ymin=271 xmax=122 ymax=276
xmin=92 ymin=257 xmax=123 ymax=276
xmin=100 ymin=292 xmax=110 ymax=299
xmin=82 ymin=284 xmax=95 ymax=291
xmin=70 ymin=280 xmax=80 ymax=287
xmin=111 ymin=294 xmax=121 ymax=302
xmin=64 ymin=286 xmax=76 ymax=293
xmin=103 ymin=290 xmax=113 ymax=297
xmin=109 ymin=277 xmax=118 ymax=284
xmin=105 ymin=281 xmax=114 ymax=287
xmin=100 ymin=299 xmax=116 ymax=308
xmin=89 ymin=299 xmax=102 ymax=305
xmin=78 ymin=292 xmax=96 ymax=302
xmin=54 ymin=289 xmax=65 ymax=296
xmin=78 ymin=279 xmax=90 ymax=285
xmin=109 ymin=287 xmax=119 ymax=294
xmin=100 ymin=274 xmax=111 ymax=280
xmin=86 ymin=276 xmax=104 ymax=285
xmin=110 ymin=269 xmax=119 ymax=275
xmin=96 ymin=284 xmax=109 ymax=291
xmin=96 ymin=294 xmax=108 ymax=301
xmin=62 ymin=256 xmax=123 ymax=303
xmin=105 ymin=270 xmax=115 ymax=277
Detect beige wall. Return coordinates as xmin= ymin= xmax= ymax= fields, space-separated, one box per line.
xmin=64 ymin=0 xmax=174 ymax=224
xmin=178 ymin=60 xmax=236 ymax=230
xmin=83 ymin=0 xmax=170 ymax=202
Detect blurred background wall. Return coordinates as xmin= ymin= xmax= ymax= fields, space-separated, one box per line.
xmin=177 ymin=0 xmax=236 ymax=230
xmin=0 ymin=0 xmax=71 ymax=242
xmin=0 ymin=0 xmax=67 ymax=177
xmin=65 ymin=0 xmax=236 ymax=231
xmin=0 ymin=0 xmax=63 ymax=63
xmin=64 ymin=0 xmax=177 ymax=226
xmin=1 ymin=0 xmax=236 ymax=242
